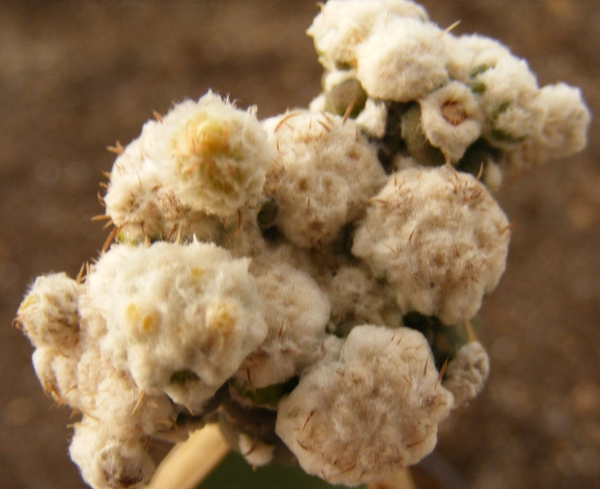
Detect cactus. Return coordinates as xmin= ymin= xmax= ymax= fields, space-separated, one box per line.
xmin=16 ymin=1 xmax=589 ymax=489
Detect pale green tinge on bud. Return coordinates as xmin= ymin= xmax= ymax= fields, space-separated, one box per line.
xmin=324 ymin=78 xmax=368 ymax=118
xmin=401 ymin=103 xmax=446 ymax=167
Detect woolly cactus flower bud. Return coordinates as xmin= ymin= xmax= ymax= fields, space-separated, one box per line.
xmin=85 ymin=241 xmax=267 ymax=413
xmin=104 ymin=116 xmax=230 ymax=245
xmin=276 ymin=325 xmax=453 ymax=486
xmin=233 ymin=263 xmax=333 ymax=392
xmin=17 ymin=272 xmax=81 ymax=350
xmin=263 ymin=111 xmax=386 ymax=249
xmin=352 ymin=166 xmax=510 ymax=325
xmin=475 ymin=57 xmax=543 ymax=146
xmin=356 ymin=16 xmax=449 ymax=102
xmin=419 ymin=82 xmax=484 ymax=163
xmin=445 ymin=34 xmax=513 ymax=86
xmin=69 ymin=422 xmax=155 ymax=489
xmin=307 ymin=0 xmax=428 ymax=71
xmin=155 ymin=91 xmax=273 ymax=218
xmin=534 ymin=83 xmax=590 ymax=159
xmin=443 ymin=341 xmax=490 ymax=408
xmin=503 ymin=82 xmax=591 ymax=178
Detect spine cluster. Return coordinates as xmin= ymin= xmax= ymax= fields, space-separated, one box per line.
xmin=16 ymin=1 xmax=589 ymax=488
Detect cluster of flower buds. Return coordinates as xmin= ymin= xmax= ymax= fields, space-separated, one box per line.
xmin=17 ymin=1 xmax=589 ymax=488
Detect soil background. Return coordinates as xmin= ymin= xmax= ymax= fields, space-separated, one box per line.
xmin=0 ymin=1 xmax=598 ymax=488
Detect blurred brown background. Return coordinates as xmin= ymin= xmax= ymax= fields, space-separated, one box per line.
xmin=0 ymin=1 xmax=598 ymax=488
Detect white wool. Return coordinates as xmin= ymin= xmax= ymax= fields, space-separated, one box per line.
xmin=483 ymin=161 xmax=503 ymax=190
xmin=107 ymin=169 xmax=226 ymax=245
xmin=69 ymin=421 xmax=155 ymax=489
xmin=503 ymin=82 xmax=590 ymax=178
xmin=355 ymin=98 xmax=388 ymax=139
xmin=323 ymin=264 xmax=402 ymax=335
xmin=31 ymin=346 xmax=79 ymax=404
xmin=263 ymin=111 xmax=386 ymax=248
xmin=308 ymin=93 xmax=327 ymax=113
xmin=220 ymin=207 xmax=269 ymax=260
xmin=154 ymin=92 xmax=273 ymax=217
xmin=104 ymin=112 xmax=232 ymax=245
xmin=475 ymin=56 xmax=543 ymax=146
xmin=17 ymin=272 xmax=81 ymax=350
xmin=74 ymin=348 xmax=175 ymax=437
xmin=104 ymin=165 xmax=165 ymax=243
xmin=419 ymin=82 xmax=483 ymax=162
xmin=443 ymin=341 xmax=490 ymax=407
xmin=86 ymin=241 xmax=267 ymax=412
xmin=308 ymin=0 xmax=428 ymax=70
xmin=276 ymin=325 xmax=452 ymax=485
xmin=447 ymin=34 xmax=513 ymax=84
xmin=534 ymin=83 xmax=590 ymax=159
xmin=352 ymin=167 xmax=510 ymax=324
xmin=459 ymin=34 xmax=513 ymax=66
xmin=356 ymin=16 xmax=449 ymax=102
xmin=235 ymin=263 xmax=332 ymax=389
xmin=391 ymin=154 xmax=422 ymax=172
xmin=238 ymin=433 xmax=275 ymax=467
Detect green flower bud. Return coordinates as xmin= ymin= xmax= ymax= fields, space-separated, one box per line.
xmin=401 ymin=103 xmax=445 ymax=167
xmin=324 ymin=78 xmax=367 ymax=119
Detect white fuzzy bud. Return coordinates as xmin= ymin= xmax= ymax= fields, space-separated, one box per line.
xmin=235 ymin=263 xmax=332 ymax=390
xmin=324 ymin=264 xmax=402 ymax=336
xmin=86 ymin=241 xmax=267 ymax=412
xmin=276 ymin=325 xmax=452 ymax=485
xmin=356 ymin=17 xmax=449 ymax=102
xmin=534 ymin=83 xmax=590 ymax=159
xmin=17 ymin=272 xmax=81 ymax=350
xmin=308 ymin=0 xmax=428 ymax=71
xmin=263 ymin=111 xmax=386 ymax=248
xmin=352 ymin=167 xmax=510 ymax=324
xmin=69 ymin=422 xmax=154 ymax=489
xmin=444 ymin=341 xmax=490 ymax=407
xmin=154 ymin=92 xmax=273 ymax=217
